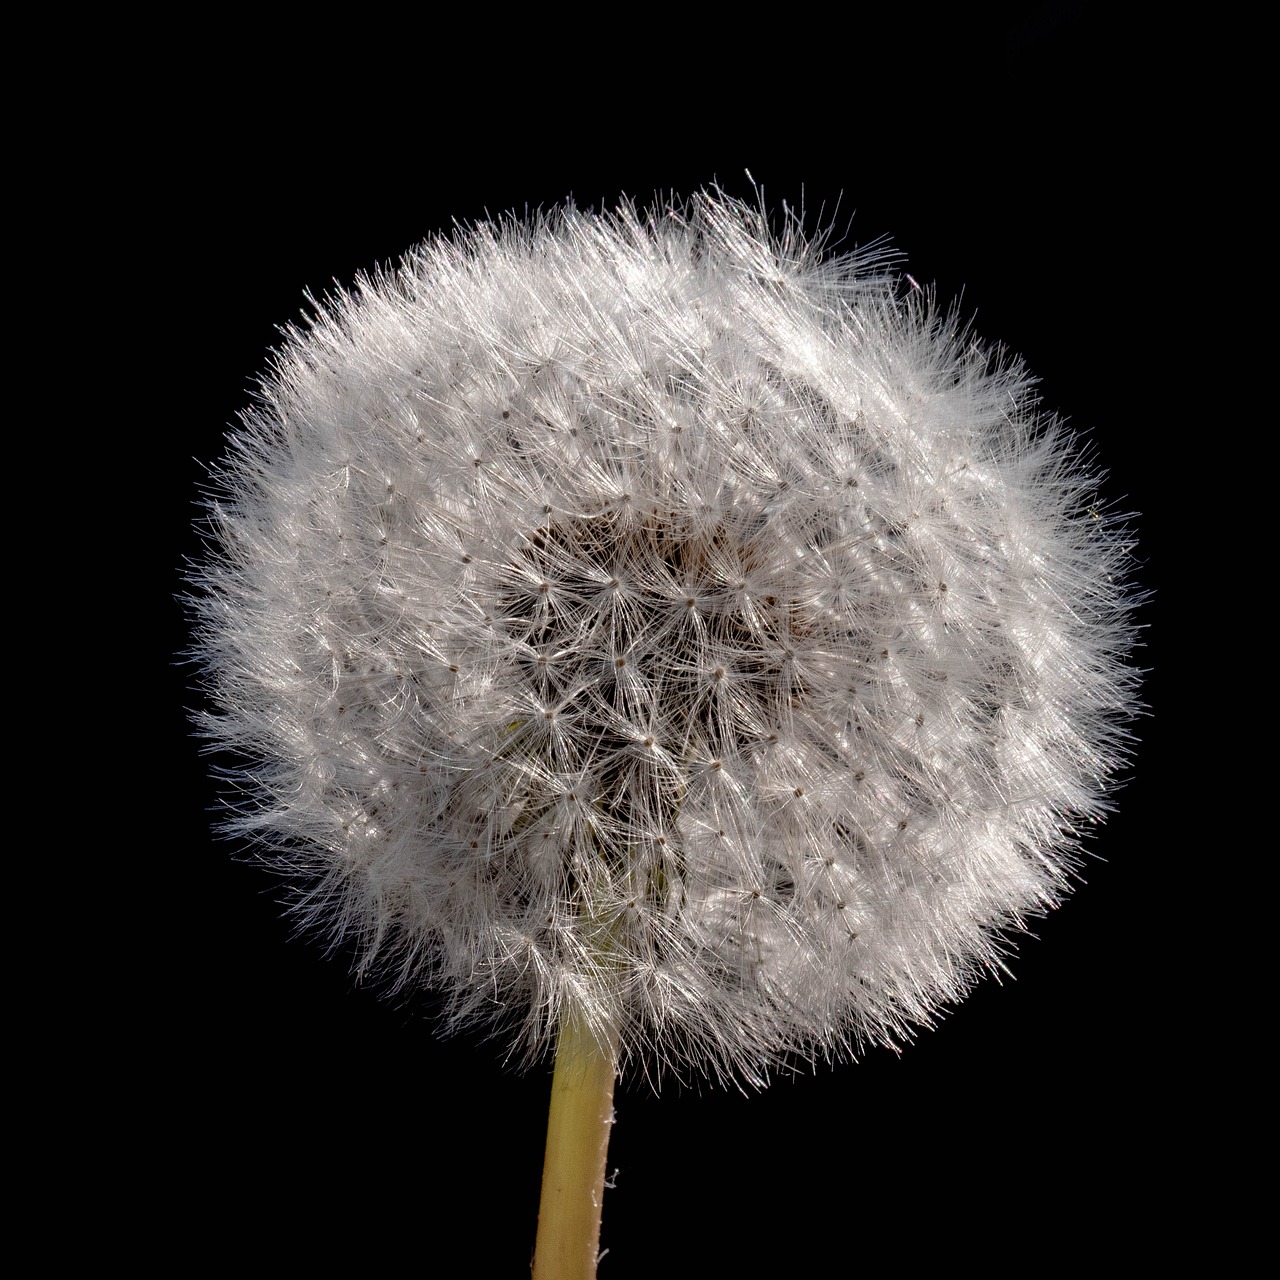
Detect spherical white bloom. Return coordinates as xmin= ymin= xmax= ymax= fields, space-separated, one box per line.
xmin=191 ymin=192 xmax=1138 ymax=1085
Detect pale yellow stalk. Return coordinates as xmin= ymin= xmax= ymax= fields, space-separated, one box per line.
xmin=532 ymin=1013 xmax=619 ymax=1280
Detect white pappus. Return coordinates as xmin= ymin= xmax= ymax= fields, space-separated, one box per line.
xmin=189 ymin=190 xmax=1140 ymax=1087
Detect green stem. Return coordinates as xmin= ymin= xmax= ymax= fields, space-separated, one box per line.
xmin=532 ymin=1011 xmax=619 ymax=1280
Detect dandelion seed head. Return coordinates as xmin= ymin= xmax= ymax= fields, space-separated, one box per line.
xmin=190 ymin=191 xmax=1139 ymax=1086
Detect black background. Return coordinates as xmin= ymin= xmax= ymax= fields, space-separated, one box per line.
xmin=150 ymin=8 xmax=1177 ymax=1273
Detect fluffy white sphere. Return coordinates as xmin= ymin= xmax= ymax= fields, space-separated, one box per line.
xmin=191 ymin=192 xmax=1138 ymax=1085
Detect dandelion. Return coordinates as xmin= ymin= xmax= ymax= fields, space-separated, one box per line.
xmin=189 ymin=190 xmax=1139 ymax=1276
